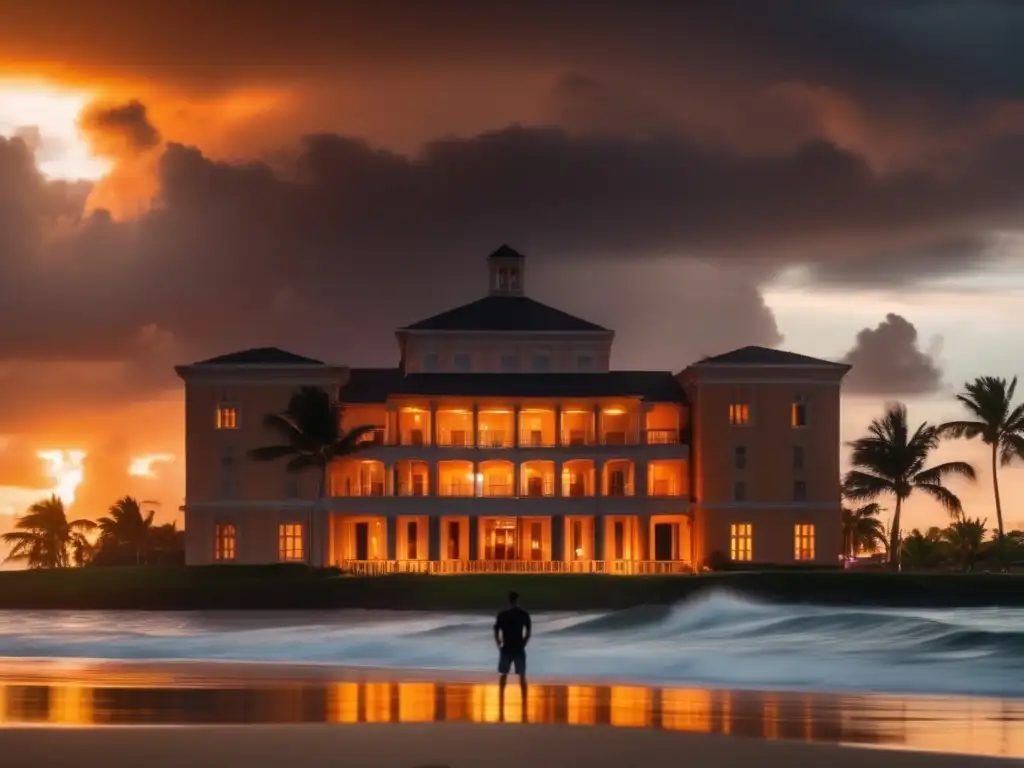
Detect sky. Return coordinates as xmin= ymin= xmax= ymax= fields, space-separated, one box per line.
xmin=2 ymin=0 xmax=1024 ymax=556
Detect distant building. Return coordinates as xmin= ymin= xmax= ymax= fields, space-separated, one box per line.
xmin=175 ymin=246 xmax=850 ymax=572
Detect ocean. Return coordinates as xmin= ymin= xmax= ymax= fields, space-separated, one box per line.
xmin=1 ymin=590 xmax=1022 ymax=698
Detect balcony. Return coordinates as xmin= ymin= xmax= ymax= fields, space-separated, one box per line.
xmin=519 ymin=429 xmax=555 ymax=448
xmin=482 ymin=483 xmax=514 ymax=498
xmin=439 ymin=481 xmax=475 ymax=497
xmin=477 ymin=431 xmax=513 ymax=449
xmin=644 ymin=429 xmax=680 ymax=445
xmin=358 ymin=427 xmax=386 ymax=446
xmin=337 ymin=559 xmax=693 ymax=575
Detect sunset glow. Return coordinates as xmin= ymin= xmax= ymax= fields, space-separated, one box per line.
xmin=0 ymin=79 xmax=110 ymax=180
xmin=36 ymin=449 xmax=87 ymax=507
xmin=128 ymin=454 xmax=175 ymax=479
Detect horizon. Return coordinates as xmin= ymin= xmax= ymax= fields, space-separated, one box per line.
xmin=5 ymin=1 xmax=1024 ymax=563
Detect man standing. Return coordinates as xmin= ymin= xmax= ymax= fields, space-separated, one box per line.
xmin=494 ymin=590 xmax=531 ymax=713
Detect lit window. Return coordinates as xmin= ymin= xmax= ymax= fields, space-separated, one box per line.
xmin=216 ymin=405 xmax=239 ymax=429
xmin=793 ymin=480 xmax=807 ymax=501
xmin=214 ymin=524 xmax=236 ymax=561
xmin=278 ymin=523 xmax=305 ymax=562
xmin=453 ymin=353 xmax=471 ymax=372
xmin=793 ymin=446 xmax=804 ymax=470
xmin=729 ymin=403 xmax=750 ymax=425
xmin=501 ymin=354 xmax=519 ymax=372
xmin=730 ymin=524 xmax=753 ymax=561
xmin=733 ymin=481 xmax=746 ymax=502
xmin=792 ymin=397 xmax=809 ymax=427
xmin=533 ymin=355 xmax=551 ymax=372
xmin=423 ymin=353 xmax=439 ymax=372
xmin=794 ymin=524 xmax=815 ymax=560
xmin=577 ymin=354 xmax=594 ymax=372
xmin=734 ymin=445 xmax=747 ymax=470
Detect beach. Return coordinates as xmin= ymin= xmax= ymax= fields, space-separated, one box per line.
xmin=0 ymin=660 xmax=1021 ymax=765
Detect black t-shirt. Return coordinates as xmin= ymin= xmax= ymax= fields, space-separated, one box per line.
xmin=495 ymin=606 xmax=531 ymax=653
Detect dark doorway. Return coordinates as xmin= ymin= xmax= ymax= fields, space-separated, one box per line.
xmin=406 ymin=520 xmax=418 ymax=559
xmin=355 ymin=522 xmax=369 ymax=560
xmin=447 ymin=521 xmax=460 ymax=559
xmin=614 ymin=521 xmax=625 ymax=559
xmin=654 ymin=523 xmax=674 ymax=561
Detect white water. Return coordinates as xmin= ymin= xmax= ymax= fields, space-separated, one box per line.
xmin=2 ymin=591 xmax=1023 ymax=698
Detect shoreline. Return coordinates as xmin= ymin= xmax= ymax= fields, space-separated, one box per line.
xmin=0 ymin=659 xmax=1021 ymax=760
xmin=0 ymin=723 xmax=1018 ymax=767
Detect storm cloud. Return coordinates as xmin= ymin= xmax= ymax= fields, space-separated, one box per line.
xmin=840 ymin=313 xmax=944 ymax=396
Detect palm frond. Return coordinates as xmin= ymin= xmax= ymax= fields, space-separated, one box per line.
xmin=842 ymin=470 xmax=897 ymax=501
xmin=937 ymin=420 xmax=984 ymax=440
xmin=914 ymin=461 xmax=977 ymax=485
xmin=248 ymin=444 xmax=300 ymax=462
xmin=914 ymin=482 xmax=965 ymax=517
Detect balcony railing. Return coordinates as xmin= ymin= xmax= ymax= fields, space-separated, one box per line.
xmin=437 ymin=429 xmax=473 ymax=447
xmin=482 ymin=483 xmax=514 ymax=497
xmin=397 ymin=481 xmax=429 ymax=497
xmin=332 ymin=482 xmax=386 ymax=497
xmin=337 ymin=559 xmax=693 ymax=576
xmin=521 ymin=479 xmax=556 ymax=497
xmin=518 ymin=430 xmax=556 ymax=448
xmin=603 ymin=482 xmax=635 ymax=497
xmin=477 ymin=432 xmax=514 ymax=449
xmin=358 ymin=428 xmax=386 ymax=445
xmin=439 ymin=482 xmax=475 ymax=497
xmin=559 ymin=430 xmax=593 ymax=447
xmin=645 ymin=429 xmax=681 ymax=445
xmin=649 ymin=479 xmax=685 ymax=497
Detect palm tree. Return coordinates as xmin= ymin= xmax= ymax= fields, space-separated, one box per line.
xmin=901 ymin=527 xmax=945 ymax=570
xmin=248 ymin=386 xmax=376 ymax=566
xmin=843 ymin=403 xmax=976 ymax=569
xmin=1 ymin=495 xmax=95 ymax=568
xmin=939 ymin=376 xmax=1024 ymax=552
xmin=841 ymin=502 xmax=887 ymax=557
xmin=941 ymin=516 xmax=988 ymax=572
xmin=96 ymin=496 xmax=157 ymax=565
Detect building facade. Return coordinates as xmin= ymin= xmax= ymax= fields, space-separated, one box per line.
xmin=175 ymin=246 xmax=850 ymax=572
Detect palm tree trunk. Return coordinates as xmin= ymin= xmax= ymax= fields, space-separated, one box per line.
xmin=991 ymin=442 xmax=1006 ymax=566
xmin=889 ymin=497 xmax=903 ymax=571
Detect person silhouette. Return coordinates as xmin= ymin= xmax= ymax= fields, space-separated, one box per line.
xmin=494 ymin=590 xmax=531 ymax=717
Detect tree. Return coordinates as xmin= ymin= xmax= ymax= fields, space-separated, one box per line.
xmin=843 ymin=403 xmax=976 ymax=569
xmin=941 ymin=517 xmax=988 ymax=572
xmin=1 ymin=495 xmax=95 ymax=568
xmin=841 ymin=501 xmax=887 ymax=557
xmin=146 ymin=522 xmax=186 ymax=565
xmin=939 ymin=376 xmax=1024 ymax=554
xmin=248 ymin=386 xmax=376 ymax=566
xmin=901 ymin=527 xmax=945 ymax=569
xmin=96 ymin=496 xmax=157 ymax=565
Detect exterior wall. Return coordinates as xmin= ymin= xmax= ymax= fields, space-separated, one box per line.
xmin=177 ymin=364 xmax=348 ymax=566
xmin=399 ymin=331 xmax=614 ymax=374
xmin=185 ymin=505 xmax=326 ymax=566
xmin=682 ymin=363 xmax=846 ymax=568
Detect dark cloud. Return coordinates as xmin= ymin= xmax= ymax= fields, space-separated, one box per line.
xmin=840 ymin=314 xmax=944 ymax=395
xmin=80 ymin=100 xmax=162 ymax=156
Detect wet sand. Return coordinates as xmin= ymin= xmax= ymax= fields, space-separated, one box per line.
xmin=0 ymin=660 xmax=1021 ymax=765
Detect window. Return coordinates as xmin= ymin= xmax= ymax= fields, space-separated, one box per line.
xmin=497 ymin=268 xmax=508 ymax=290
xmin=220 ymin=447 xmax=236 ymax=499
xmin=793 ymin=446 xmax=804 ymax=470
xmin=453 ymin=353 xmax=471 ymax=372
xmin=278 ymin=524 xmax=304 ymax=561
xmin=793 ymin=481 xmax=807 ymax=502
xmin=729 ymin=403 xmax=750 ymax=425
xmin=577 ymin=354 xmax=594 ymax=372
xmin=501 ymin=354 xmax=519 ymax=372
xmin=734 ymin=445 xmax=747 ymax=470
xmin=794 ymin=524 xmax=815 ymax=560
xmin=733 ymin=480 xmax=746 ymax=502
xmin=792 ymin=396 xmax=809 ymax=428
xmin=216 ymin=404 xmax=239 ymax=430
xmin=406 ymin=520 xmax=418 ymax=559
xmin=532 ymin=355 xmax=551 ymax=372
xmin=214 ymin=524 xmax=236 ymax=561
xmin=730 ymin=524 xmax=753 ymax=561
xmin=509 ymin=268 xmax=520 ymax=291
xmin=285 ymin=477 xmax=299 ymax=499
xmin=423 ymin=353 xmax=439 ymax=372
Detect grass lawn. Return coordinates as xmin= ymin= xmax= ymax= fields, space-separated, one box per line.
xmin=0 ymin=566 xmax=1022 ymax=610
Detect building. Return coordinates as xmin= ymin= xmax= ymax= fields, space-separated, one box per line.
xmin=175 ymin=246 xmax=850 ymax=572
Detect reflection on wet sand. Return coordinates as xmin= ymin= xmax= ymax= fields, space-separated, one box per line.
xmin=0 ymin=675 xmax=1021 ymax=759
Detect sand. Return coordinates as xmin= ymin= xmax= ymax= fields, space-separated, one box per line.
xmin=0 ymin=722 xmax=1017 ymax=767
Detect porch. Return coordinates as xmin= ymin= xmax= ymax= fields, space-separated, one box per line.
xmin=327 ymin=512 xmax=692 ymax=574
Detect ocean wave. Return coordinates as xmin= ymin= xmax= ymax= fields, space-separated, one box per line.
xmin=2 ymin=590 xmax=1023 ymax=697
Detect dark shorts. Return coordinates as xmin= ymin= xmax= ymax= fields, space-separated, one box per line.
xmin=498 ymin=648 xmax=526 ymax=675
